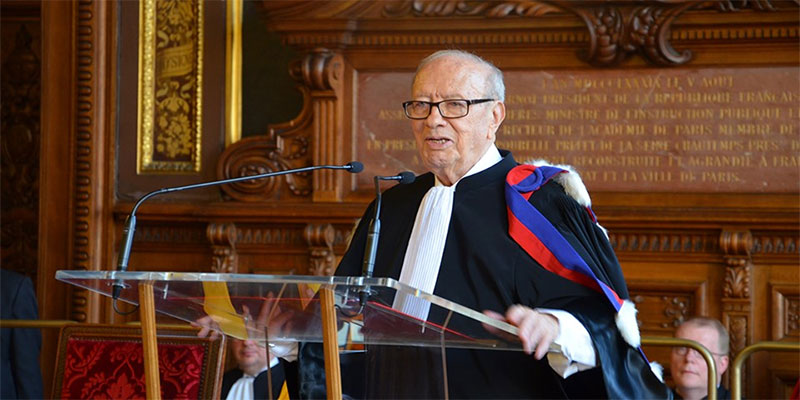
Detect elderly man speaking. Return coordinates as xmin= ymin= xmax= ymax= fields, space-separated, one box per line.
xmin=300 ymin=50 xmax=669 ymax=399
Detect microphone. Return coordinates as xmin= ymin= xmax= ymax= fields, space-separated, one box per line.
xmin=361 ymin=171 xmax=416 ymax=279
xmin=111 ymin=162 xmax=363 ymax=302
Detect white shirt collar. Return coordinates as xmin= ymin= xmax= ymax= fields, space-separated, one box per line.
xmin=434 ymin=144 xmax=502 ymax=187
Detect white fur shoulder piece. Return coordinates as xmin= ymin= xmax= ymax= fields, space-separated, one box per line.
xmin=523 ymin=159 xmax=592 ymax=207
xmin=649 ymin=361 xmax=665 ymax=383
xmin=616 ymin=300 xmax=641 ymax=348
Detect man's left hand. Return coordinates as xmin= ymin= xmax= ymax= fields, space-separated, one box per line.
xmin=484 ymin=305 xmax=559 ymax=360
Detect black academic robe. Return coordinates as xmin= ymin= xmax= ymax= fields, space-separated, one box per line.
xmin=221 ymin=361 xmax=287 ymax=400
xmin=300 ymin=150 xmax=669 ymax=399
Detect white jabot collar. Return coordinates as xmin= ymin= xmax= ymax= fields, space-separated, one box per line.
xmin=434 ymin=144 xmax=502 ymax=187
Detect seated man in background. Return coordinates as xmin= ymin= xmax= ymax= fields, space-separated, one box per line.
xmin=671 ymin=317 xmax=731 ymax=400
xmin=221 ymin=337 xmax=297 ymax=400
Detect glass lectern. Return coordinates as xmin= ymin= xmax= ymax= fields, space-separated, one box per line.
xmin=56 ymin=271 xmax=532 ymax=398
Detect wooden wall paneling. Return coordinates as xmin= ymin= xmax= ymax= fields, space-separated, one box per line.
xmin=39 ymin=2 xmax=75 ymax=397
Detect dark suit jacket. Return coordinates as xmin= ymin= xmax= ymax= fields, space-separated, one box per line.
xmin=221 ymin=361 xmax=287 ymax=400
xmin=0 ymin=269 xmax=43 ymax=399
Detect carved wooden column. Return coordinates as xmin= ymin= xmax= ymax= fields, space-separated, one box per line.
xmin=290 ymin=49 xmax=345 ymax=202
xmin=305 ymin=223 xmax=336 ymax=276
xmin=720 ymin=228 xmax=754 ymax=389
xmin=207 ymin=222 xmax=238 ymax=273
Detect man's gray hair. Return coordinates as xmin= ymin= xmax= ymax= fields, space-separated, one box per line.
xmin=681 ymin=316 xmax=730 ymax=354
xmin=414 ymin=50 xmax=506 ymax=101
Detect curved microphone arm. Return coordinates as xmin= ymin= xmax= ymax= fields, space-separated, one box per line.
xmin=111 ymin=162 xmax=363 ymax=305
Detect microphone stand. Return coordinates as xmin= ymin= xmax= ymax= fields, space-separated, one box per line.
xmin=357 ymin=172 xmax=415 ymax=311
xmin=111 ymin=162 xmax=363 ymax=312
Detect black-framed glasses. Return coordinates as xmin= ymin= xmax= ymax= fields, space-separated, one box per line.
xmin=402 ymin=98 xmax=495 ymax=119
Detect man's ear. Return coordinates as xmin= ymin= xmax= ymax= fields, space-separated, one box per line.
xmin=488 ymin=101 xmax=506 ymax=140
xmin=492 ymin=101 xmax=506 ymax=127
xmin=718 ymin=355 xmax=730 ymax=375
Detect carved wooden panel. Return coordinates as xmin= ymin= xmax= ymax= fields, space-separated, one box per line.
xmin=771 ymin=283 xmax=800 ymax=341
xmin=627 ymin=279 xmax=707 ymax=335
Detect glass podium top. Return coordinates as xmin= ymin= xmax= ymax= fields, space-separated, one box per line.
xmin=56 ymin=270 xmax=532 ymax=352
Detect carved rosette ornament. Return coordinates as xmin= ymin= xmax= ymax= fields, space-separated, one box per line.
xmin=305 ymin=223 xmax=336 ymax=276
xmin=207 ymin=223 xmax=238 ymax=273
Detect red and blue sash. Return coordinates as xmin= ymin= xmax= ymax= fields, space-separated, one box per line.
xmin=505 ymin=164 xmax=625 ymax=313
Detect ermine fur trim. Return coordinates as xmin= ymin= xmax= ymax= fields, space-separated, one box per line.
xmin=524 ymin=159 xmax=592 ymax=207
xmin=649 ymin=361 xmax=665 ymax=383
xmin=617 ymin=300 xmax=641 ymax=348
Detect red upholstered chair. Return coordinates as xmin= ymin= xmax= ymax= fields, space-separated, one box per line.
xmin=53 ymin=324 xmax=226 ymax=400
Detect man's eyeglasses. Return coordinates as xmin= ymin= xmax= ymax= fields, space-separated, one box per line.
xmin=672 ymin=346 xmax=727 ymax=358
xmin=402 ymin=99 xmax=495 ymax=120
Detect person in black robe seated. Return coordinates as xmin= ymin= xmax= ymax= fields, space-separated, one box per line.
xmin=298 ymin=49 xmax=670 ymax=399
xmin=221 ymin=336 xmax=295 ymax=400
xmin=671 ymin=317 xmax=731 ymax=400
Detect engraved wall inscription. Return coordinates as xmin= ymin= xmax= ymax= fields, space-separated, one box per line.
xmin=356 ymin=67 xmax=799 ymax=192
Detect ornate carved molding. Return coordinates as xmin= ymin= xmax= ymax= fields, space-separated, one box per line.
xmin=720 ymin=229 xmax=754 ymax=367
xmin=70 ymin=0 xmax=100 ymax=323
xmin=382 ymin=1 xmax=561 ymax=17
xmin=289 ymin=49 xmax=342 ymax=92
xmin=752 ymin=233 xmax=800 ymax=255
xmin=207 ymin=223 xmax=238 ymax=273
xmin=546 ymin=1 xmax=697 ymax=66
xmin=712 ymin=0 xmax=800 ymax=12
xmin=135 ymin=224 xmax=207 ymax=244
xmin=608 ymin=231 xmax=718 ymax=253
xmin=237 ymin=226 xmax=305 ymax=246
xmin=721 ymin=229 xmax=753 ymax=298
xmin=305 ymin=223 xmax=336 ymax=276
xmin=726 ymin=312 xmax=749 ymax=352
xmin=259 ymin=0 xmax=798 ymax=67
xmin=292 ymin=49 xmax=345 ymax=202
xmin=216 ymin=133 xmax=312 ymax=201
xmin=724 ymin=263 xmax=751 ymax=298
